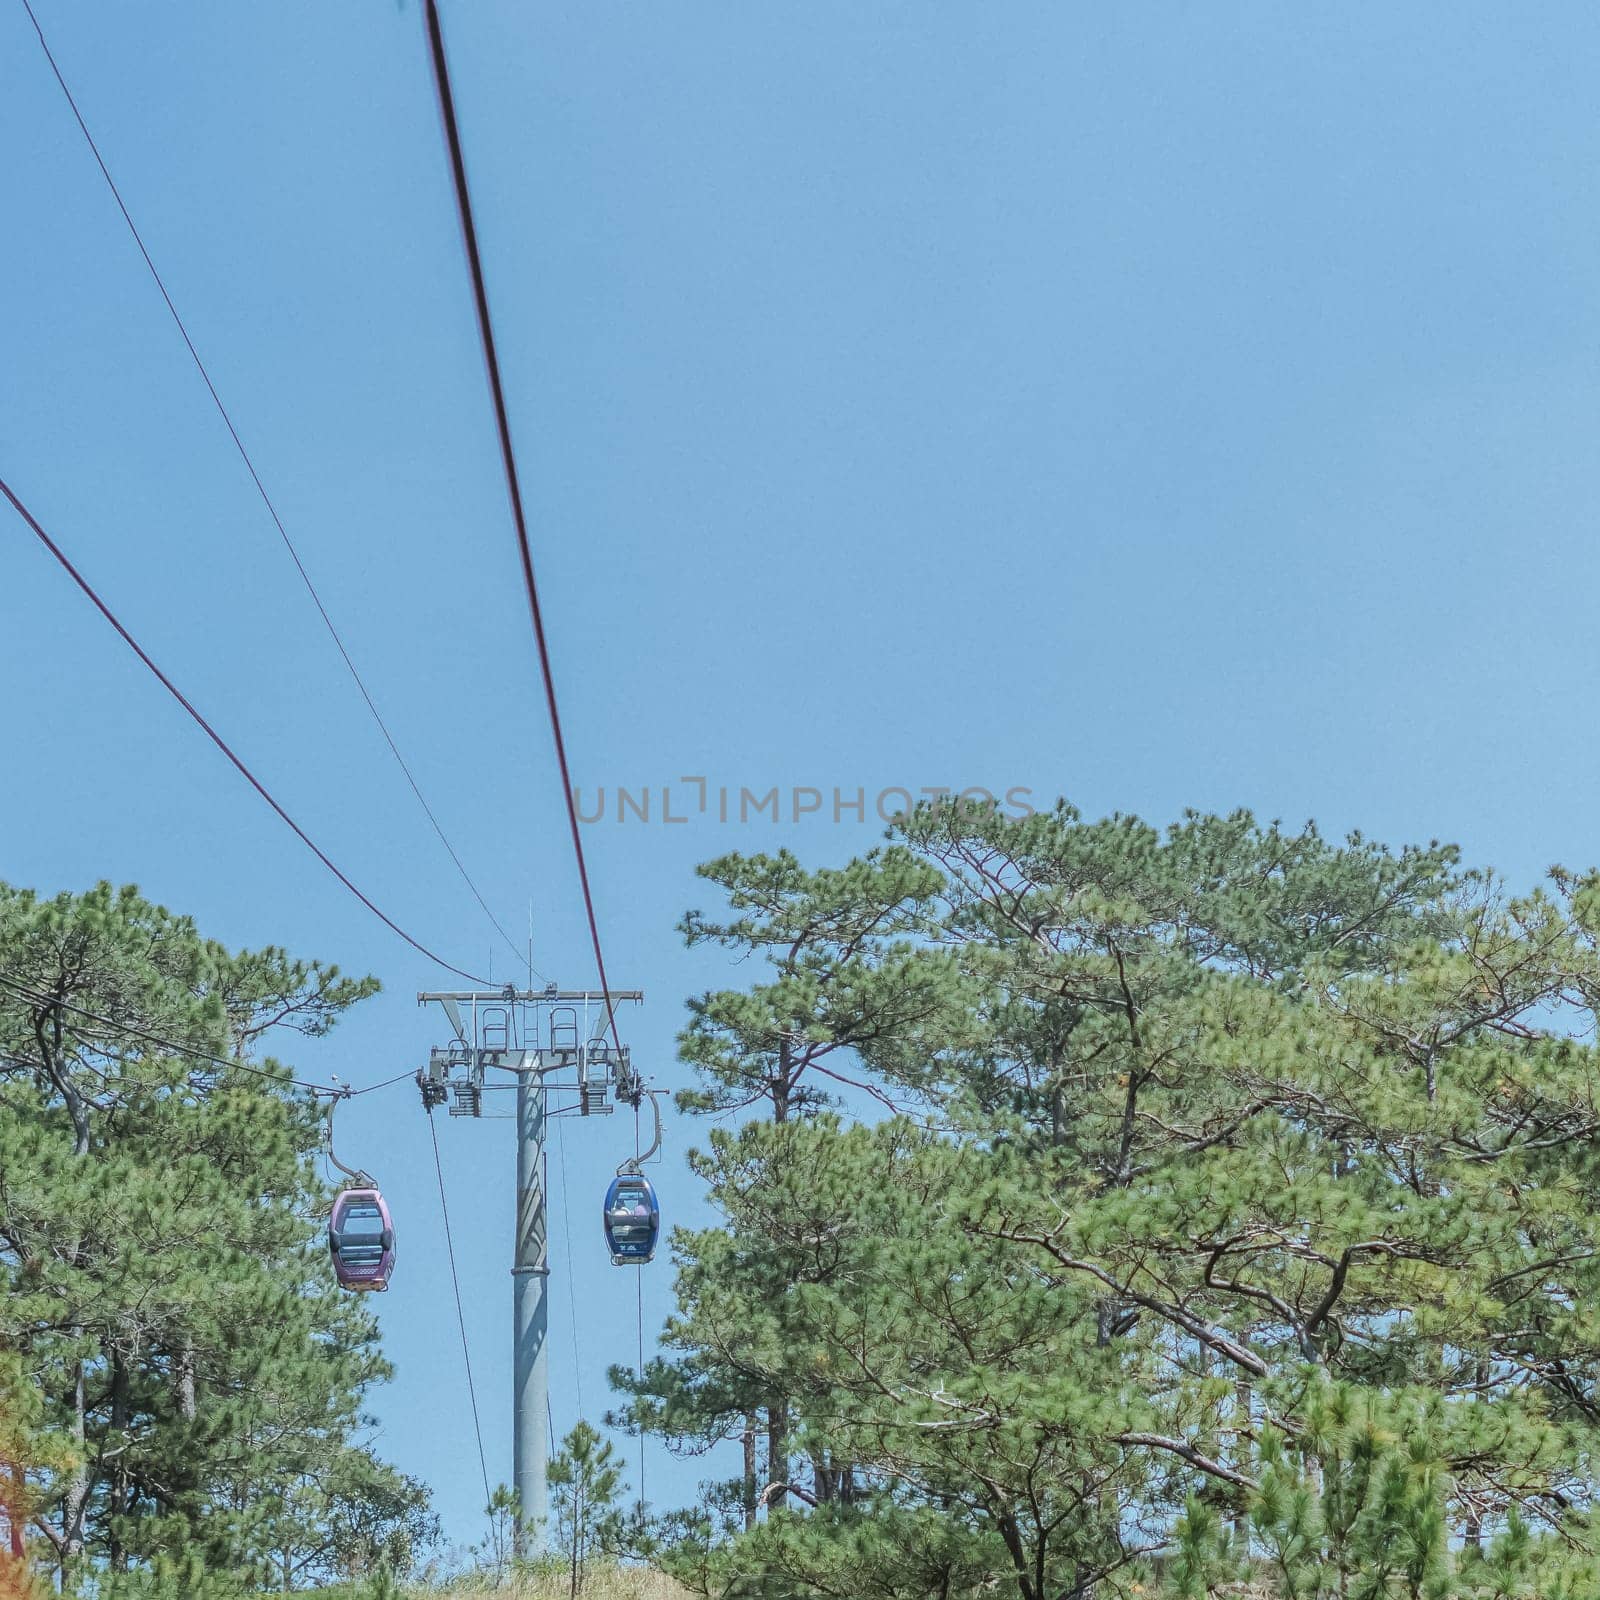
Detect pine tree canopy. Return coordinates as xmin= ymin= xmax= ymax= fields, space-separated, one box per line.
xmin=627 ymin=802 xmax=1600 ymax=1599
xmin=0 ymin=881 xmax=435 ymax=1593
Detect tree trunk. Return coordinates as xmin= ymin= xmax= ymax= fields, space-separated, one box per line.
xmin=772 ymin=1037 xmax=792 ymax=1124
xmin=61 ymin=1360 xmax=88 ymax=1580
xmin=994 ymin=1507 xmax=1040 ymax=1600
xmin=765 ymin=1042 xmax=792 ymax=1516
xmin=1233 ymin=1377 xmax=1252 ymax=1553
xmin=1463 ymin=1356 xmax=1488 ymax=1550
xmin=177 ymin=1337 xmax=197 ymax=1422
xmin=109 ymin=1347 xmax=130 ymax=1571
xmin=767 ymin=1401 xmax=789 ymax=1510
xmin=4 ymin=1465 xmax=24 ymax=1562
xmin=36 ymin=1005 xmax=89 ymax=1157
xmin=741 ymin=1413 xmax=758 ymax=1530
xmin=809 ymin=1447 xmax=829 ymax=1503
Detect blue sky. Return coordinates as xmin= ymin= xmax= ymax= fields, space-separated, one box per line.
xmin=5 ymin=0 xmax=1600 ymax=1555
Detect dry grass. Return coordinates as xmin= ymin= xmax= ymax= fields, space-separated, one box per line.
xmin=419 ymin=1569 xmax=687 ymax=1600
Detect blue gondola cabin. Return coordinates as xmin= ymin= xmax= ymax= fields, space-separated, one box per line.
xmin=603 ymin=1173 xmax=659 ymax=1265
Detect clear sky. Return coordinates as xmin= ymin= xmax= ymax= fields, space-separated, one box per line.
xmin=5 ymin=0 xmax=1599 ymax=1557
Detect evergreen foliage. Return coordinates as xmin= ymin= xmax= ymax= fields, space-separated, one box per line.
xmin=625 ymin=803 xmax=1600 ymax=1598
xmin=548 ymin=1422 xmax=626 ymax=1595
xmin=0 ymin=882 xmax=435 ymax=1592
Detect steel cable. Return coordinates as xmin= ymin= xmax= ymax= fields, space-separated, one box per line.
xmin=0 ymin=474 xmax=493 ymax=986
xmin=16 ymin=0 xmax=535 ymax=979
xmin=427 ymin=1107 xmax=500 ymax=1564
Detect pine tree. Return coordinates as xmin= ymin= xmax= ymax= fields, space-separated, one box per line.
xmin=648 ymin=845 xmax=971 ymax=1512
xmin=0 ymin=881 xmax=433 ymax=1590
xmin=548 ymin=1422 xmax=625 ymax=1596
xmin=636 ymin=802 xmax=1600 ymax=1598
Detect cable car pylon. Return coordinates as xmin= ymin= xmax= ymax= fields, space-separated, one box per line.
xmin=416 ymin=985 xmax=648 ymax=1553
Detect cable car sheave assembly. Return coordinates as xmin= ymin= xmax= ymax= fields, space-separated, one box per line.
xmin=322 ymin=987 xmax=659 ymax=1288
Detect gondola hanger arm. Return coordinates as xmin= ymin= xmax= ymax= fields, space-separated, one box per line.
xmin=326 ymin=1089 xmax=376 ymax=1188
xmin=618 ymin=1087 xmax=663 ymax=1176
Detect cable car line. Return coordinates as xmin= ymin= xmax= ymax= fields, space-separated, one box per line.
xmin=426 ymin=1104 xmax=498 ymax=1561
xmin=0 ymin=474 xmax=494 ymax=987
xmin=636 ymin=1271 xmax=647 ymax=1507
xmin=342 ymin=1068 xmax=420 ymax=1098
xmin=553 ymin=1108 xmax=584 ymax=1419
xmin=634 ymin=1104 xmax=647 ymax=1504
xmin=0 ymin=975 xmax=328 ymax=1095
xmin=0 ymin=1046 xmax=169 ymax=1099
xmin=421 ymin=30 xmax=673 ymax=1527
xmin=15 ymin=0 xmax=534 ymax=981
xmin=423 ymin=0 xmax=623 ymax=1051
xmin=0 ymin=976 xmax=415 ymax=1100
xmin=18 ymin=13 xmax=667 ymax=1527
xmin=4 ymin=972 xmax=415 ymax=1304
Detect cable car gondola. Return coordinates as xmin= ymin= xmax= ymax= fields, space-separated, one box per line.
xmin=329 ymin=1186 xmax=396 ymax=1292
xmin=325 ymin=1093 xmax=396 ymax=1292
xmin=605 ymin=1086 xmax=662 ymax=1265
xmin=603 ymin=1171 xmax=659 ymax=1265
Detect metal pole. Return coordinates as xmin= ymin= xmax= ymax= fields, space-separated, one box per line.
xmin=513 ymin=1058 xmax=548 ymax=1551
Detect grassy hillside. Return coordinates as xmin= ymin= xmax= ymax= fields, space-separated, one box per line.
xmin=420 ymin=1575 xmax=684 ymax=1599
xmin=298 ymin=1566 xmax=686 ymax=1600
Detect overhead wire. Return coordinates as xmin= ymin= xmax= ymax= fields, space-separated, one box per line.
xmin=422 ymin=0 xmax=622 ymax=1050
xmin=0 ymin=1047 xmax=166 ymax=1098
xmin=531 ymin=906 xmax=586 ymax=1422
xmin=636 ymin=1275 xmax=646 ymax=1510
xmin=0 ymin=475 xmax=494 ymax=987
xmin=11 ymin=17 xmax=577 ymax=1542
xmin=427 ymin=1106 xmax=500 ymax=1564
xmin=635 ymin=1102 xmax=647 ymax=1508
xmin=0 ymin=975 xmax=414 ymax=1099
xmin=1 ymin=974 xmax=326 ymax=1094
xmin=16 ymin=0 xmax=537 ymax=982
xmin=339 ymin=1067 xmax=419 ymax=1099
xmin=0 ymin=0 xmax=682 ymax=1525
xmin=554 ymin=1105 xmax=583 ymax=1421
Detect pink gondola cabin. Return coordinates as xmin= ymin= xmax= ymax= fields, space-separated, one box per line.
xmin=328 ymin=1186 xmax=396 ymax=1291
